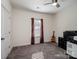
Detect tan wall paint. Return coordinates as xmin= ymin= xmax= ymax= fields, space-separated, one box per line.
xmin=11 ymin=8 xmax=57 ymax=47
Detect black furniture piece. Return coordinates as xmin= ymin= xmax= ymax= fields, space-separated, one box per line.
xmin=58 ymin=37 xmax=66 ymax=49
xmin=58 ymin=31 xmax=77 ymax=50
xmin=63 ymin=31 xmax=77 ymax=39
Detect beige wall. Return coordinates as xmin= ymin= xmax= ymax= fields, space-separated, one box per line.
xmin=11 ymin=0 xmax=77 ymax=46
xmin=11 ymin=8 xmax=57 ymax=47
xmin=55 ymin=1 xmax=77 ymax=42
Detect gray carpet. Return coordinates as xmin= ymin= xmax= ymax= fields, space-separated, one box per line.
xmin=7 ymin=43 xmax=69 ymax=59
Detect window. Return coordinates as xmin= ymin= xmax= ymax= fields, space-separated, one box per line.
xmin=34 ymin=19 xmax=41 ymax=38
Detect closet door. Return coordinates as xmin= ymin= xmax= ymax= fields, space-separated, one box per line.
xmin=1 ymin=5 xmax=11 ymax=59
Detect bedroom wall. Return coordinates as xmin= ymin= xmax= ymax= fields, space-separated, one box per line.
xmin=11 ymin=8 xmax=57 ymax=47
xmin=11 ymin=0 xmax=77 ymax=47
xmin=55 ymin=0 xmax=77 ymax=42
xmin=1 ymin=0 xmax=12 ymax=59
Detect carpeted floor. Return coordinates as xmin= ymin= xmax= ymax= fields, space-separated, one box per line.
xmin=7 ymin=43 xmax=69 ymax=59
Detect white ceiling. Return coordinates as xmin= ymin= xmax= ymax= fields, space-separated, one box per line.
xmin=10 ymin=0 xmax=77 ymax=14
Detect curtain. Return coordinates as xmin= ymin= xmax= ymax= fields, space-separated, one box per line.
xmin=31 ymin=18 xmax=35 ymax=45
xmin=40 ymin=19 xmax=44 ymax=43
xmin=31 ymin=18 xmax=44 ymax=44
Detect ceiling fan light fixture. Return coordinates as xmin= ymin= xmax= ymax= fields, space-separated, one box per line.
xmin=52 ymin=2 xmax=57 ymax=6
xmin=56 ymin=3 xmax=60 ymax=8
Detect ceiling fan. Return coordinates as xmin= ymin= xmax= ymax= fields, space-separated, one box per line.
xmin=44 ymin=0 xmax=60 ymax=8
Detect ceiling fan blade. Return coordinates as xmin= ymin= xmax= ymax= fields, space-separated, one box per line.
xmin=55 ymin=0 xmax=58 ymax=2
xmin=52 ymin=0 xmax=54 ymax=3
xmin=44 ymin=0 xmax=60 ymax=8
xmin=44 ymin=3 xmax=52 ymax=5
